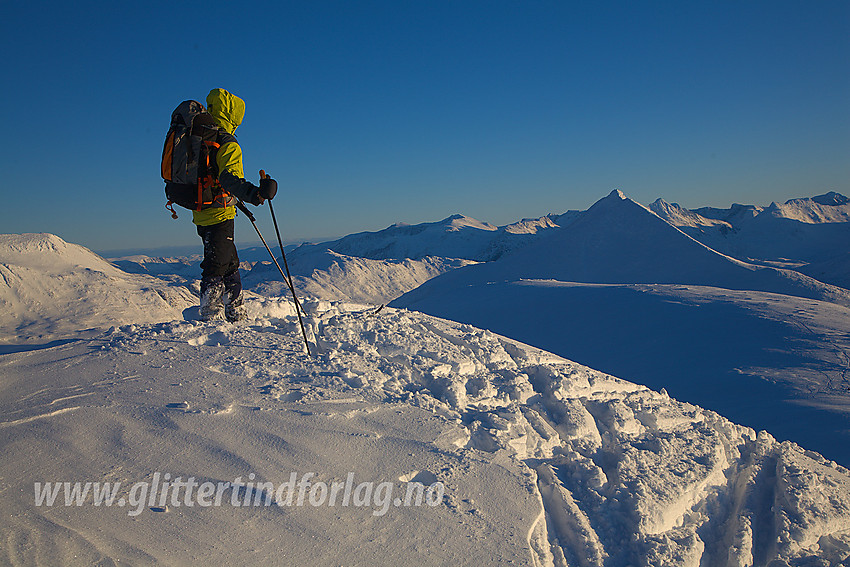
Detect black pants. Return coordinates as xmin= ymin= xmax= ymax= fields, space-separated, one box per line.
xmin=197 ymin=219 xmax=242 ymax=300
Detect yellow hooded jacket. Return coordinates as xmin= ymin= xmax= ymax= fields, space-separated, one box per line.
xmin=192 ymin=89 xmax=249 ymax=226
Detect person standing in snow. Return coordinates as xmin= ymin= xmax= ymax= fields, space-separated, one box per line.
xmin=193 ymin=88 xmax=277 ymax=322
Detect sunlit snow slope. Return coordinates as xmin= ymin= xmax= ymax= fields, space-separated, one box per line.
xmin=1 ymin=303 xmax=849 ymax=565
xmin=0 ymin=234 xmax=196 ymax=343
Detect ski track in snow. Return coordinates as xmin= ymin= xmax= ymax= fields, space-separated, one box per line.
xmin=5 ymin=299 xmax=847 ymax=565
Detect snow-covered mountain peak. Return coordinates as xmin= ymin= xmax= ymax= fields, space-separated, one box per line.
xmin=691 ymin=203 xmax=762 ymax=224
xmin=2 ymin=232 xmax=67 ymax=253
xmin=397 ymin=186 xmax=850 ymax=312
xmin=0 ymin=232 xmax=117 ymax=273
xmin=649 ymin=197 xmax=683 ymax=217
xmin=650 ymin=200 xmax=734 ymax=231
xmin=789 ymin=191 xmax=849 ymax=207
xmin=767 ymin=193 xmax=850 ymax=224
xmin=503 ymin=215 xmax=561 ymax=235
xmin=441 ymin=214 xmax=497 ymax=232
xmin=584 ymin=188 xmax=655 ymax=219
xmin=608 ymin=188 xmax=627 ymax=200
xmin=294 ymin=211 xmax=558 ymax=263
xmin=0 ymin=233 xmax=196 ymax=343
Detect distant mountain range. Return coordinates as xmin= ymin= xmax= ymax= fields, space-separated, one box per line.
xmin=110 ymin=189 xmax=850 ymax=304
xmin=285 ymin=189 xmax=850 ymax=293
xmin=395 ymin=190 xmax=850 ymax=307
xmin=289 ymin=212 xmax=572 ymax=262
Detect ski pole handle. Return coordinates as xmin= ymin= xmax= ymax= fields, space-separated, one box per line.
xmin=257 ymin=170 xmax=277 ymax=204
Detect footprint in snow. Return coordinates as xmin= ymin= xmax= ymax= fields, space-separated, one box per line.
xmin=399 ymin=470 xmax=439 ymax=485
xmin=259 ymin=385 xmax=305 ymax=402
xmin=187 ymin=331 xmax=230 ymax=347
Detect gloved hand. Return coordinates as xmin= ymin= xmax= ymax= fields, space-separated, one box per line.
xmin=259 ymin=177 xmax=277 ymax=201
xmin=249 ymin=177 xmax=277 ymax=205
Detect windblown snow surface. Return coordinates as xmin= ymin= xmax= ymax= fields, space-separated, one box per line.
xmin=2 ymin=299 xmax=850 ymax=566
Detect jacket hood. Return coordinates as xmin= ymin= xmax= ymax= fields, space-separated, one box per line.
xmin=206 ymin=88 xmax=245 ymax=134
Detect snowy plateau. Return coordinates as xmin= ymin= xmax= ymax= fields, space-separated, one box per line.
xmin=1 ymin=190 xmax=849 ymax=567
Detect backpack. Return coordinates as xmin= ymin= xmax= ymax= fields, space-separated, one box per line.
xmin=160 ymin=100 xmax=230 ymax=216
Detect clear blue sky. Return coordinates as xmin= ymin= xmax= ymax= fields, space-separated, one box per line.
xmin=2 ymin=0 xmax=848 ymax=254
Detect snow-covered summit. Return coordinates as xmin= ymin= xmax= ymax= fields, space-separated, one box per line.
xmin=649 ymin=199 xmax=734 ymax=231
xmin=442 ymin=213 xmax=498 ymax=232
xmin=0 ymin=233 xmax=196 ymax=343
xmin=690 ymin=203 xmax=763 ymax=224
xmin=0 ymin=233 xmax=122 ymax=273
xmin=502 ymin=214 xmax=563 ymax=235
xmin=606 ymin=188 xmax=627 ymax=200
xmin=770 ymin=191 xmax=850 ymax=224
xmin=656 ymin=191 xmax=850 ymax=229
xmin=789 ymin=190 xmax=849 ymax=207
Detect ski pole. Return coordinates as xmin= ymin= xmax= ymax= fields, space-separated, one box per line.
xmin=260 ymin=171 xmax=305 ymax=310
xmin=234 ymin=197 xmax=312 ymax=357
xmin=259 ymin=170 xmax=312 ymax=351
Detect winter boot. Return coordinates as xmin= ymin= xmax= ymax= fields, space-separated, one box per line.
xmin=225 ymin=292 xmax=246 ymax=323
xmin=199 ymin=279 xmax=225 ymax=321
xmin=222 ymin=270 xmax=245 ymax=323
